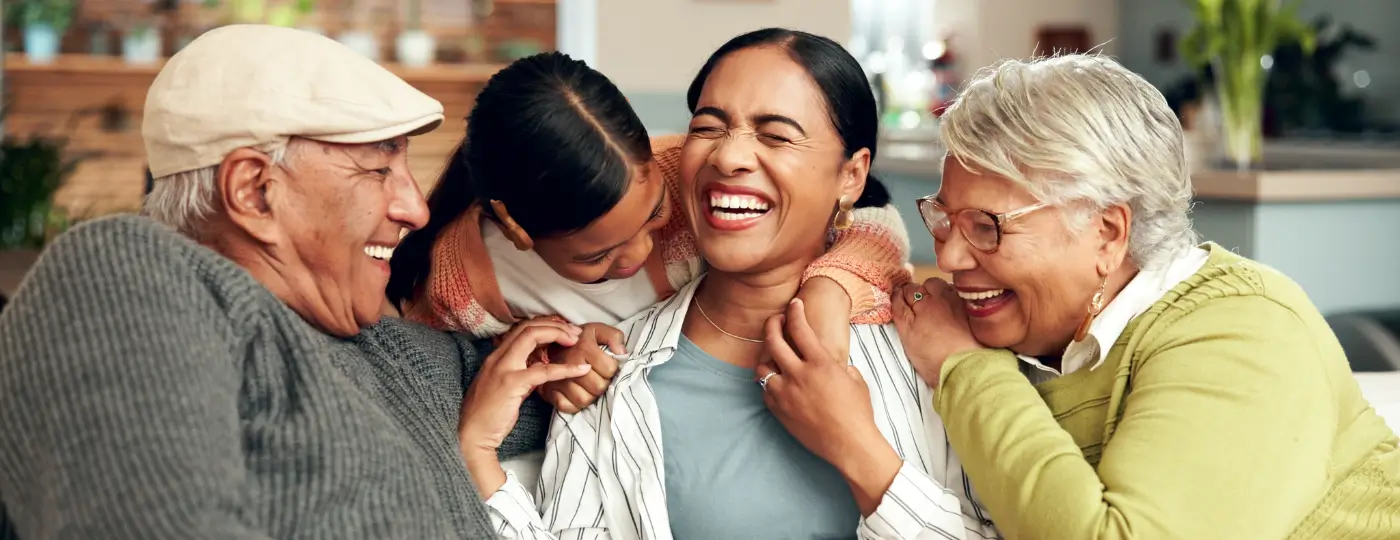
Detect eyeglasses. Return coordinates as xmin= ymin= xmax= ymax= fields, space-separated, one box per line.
xmin=916 ymin=196 xmax=1050 ymax=253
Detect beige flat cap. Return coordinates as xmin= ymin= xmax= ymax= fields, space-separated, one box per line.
xmin=143 ymin=24 xmax=445 ymax=178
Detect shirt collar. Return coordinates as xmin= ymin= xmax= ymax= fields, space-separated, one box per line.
xmin=626 ymin=276 xmax=703 ymax=367
xmin=1017 ymin=247 xmax=1211 ymax=377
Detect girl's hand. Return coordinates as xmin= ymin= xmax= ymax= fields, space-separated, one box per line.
xmin=538 ymin=323 xmax=626 ymax=413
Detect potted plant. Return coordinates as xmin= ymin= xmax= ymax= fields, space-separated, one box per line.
xmin=1180 ymin=0 xmax=1315 ymax=172
xmin=396 ymin=0 xmax=435 ymax=67
xmin=266 ymin=0 xmax=320 ymax=33
xmin=295 ymin=0 xmax=324 ymax=35
xmin=8 ymin=0 xmax=76 ymax=64
xmin=171 ymin=0 xmax=221 ymax=53
xmin=122 ymin=20 xmax=163 ymax=64
xmin=0 ymin=113 xmax=83 ymax=249
xmin=336 ymin=0 xmax=381 ymax=61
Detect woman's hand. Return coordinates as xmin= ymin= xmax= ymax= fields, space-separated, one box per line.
xmin=458 ymin=318 xmax=593 ymax=495
xmin=795 ymin=277 xmax=853 ymax=362
xmin=756 ymin=298 xmax=903 ymax=516
xmin=538 ymin=322 xmax=625 ymax=413
xmin=891 ymin=278 xmax=984 ymax=389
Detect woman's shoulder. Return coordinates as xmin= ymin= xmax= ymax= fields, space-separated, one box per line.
xmin=1129 ymin=244 xmax=1344 ymax=375
xmin=1151 ymin=243 xmax=1318 ymax=324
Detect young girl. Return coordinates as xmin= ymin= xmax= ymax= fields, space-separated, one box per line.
xmin=387 ymin=52 xmax=911 ymax=411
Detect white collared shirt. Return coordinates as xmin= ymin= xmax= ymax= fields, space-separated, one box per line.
xmin=1019 ymin=248 xmax=1211 ymax=383
xmin=484 ymin=277 xmax=1002 ymax=540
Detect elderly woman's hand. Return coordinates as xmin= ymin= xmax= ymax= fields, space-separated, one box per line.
xmin=756 ymin=298 xmax=904 ymax=516
xmin=891 ymin=278 xmax=984 ymax=389
xmin=458 ymin=318 xmax=592 ymax=495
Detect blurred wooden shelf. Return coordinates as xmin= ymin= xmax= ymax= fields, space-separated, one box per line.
xmin=4 ymin=53 xmax=506 ymax=85
xmin=4 ymin=52 xmax=500 ymax=215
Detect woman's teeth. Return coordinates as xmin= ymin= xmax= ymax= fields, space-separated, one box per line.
xmin=709 ymin=193 xmax=771 ymax=220
xmin=957 ymin=289 xmax=1006 ymax=306
xmin=364 ymin=245 xmax=394 ymax=261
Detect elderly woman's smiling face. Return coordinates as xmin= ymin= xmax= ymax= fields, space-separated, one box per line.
xmin=678 ymin=45 xmax=867 ymax=274
xmin=933 ymin=157 xmax=1128 ymax=356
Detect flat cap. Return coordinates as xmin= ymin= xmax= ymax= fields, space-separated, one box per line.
xmin=142 ymin=24 xmax=445 ymax=178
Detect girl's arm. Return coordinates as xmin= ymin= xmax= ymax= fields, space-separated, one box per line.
xmin=802 ymin=204 xmax=913 ymax=325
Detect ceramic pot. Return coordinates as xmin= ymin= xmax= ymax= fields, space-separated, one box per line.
xmin=396 ymin=30 xmax=436 ymax=67
xmin=24 ymin=24 xmax=60 ymax=64
xmin=122 ymin=29 xmax=162 ymax=65
xmin=338 ymin=30 xmax=381 ymax=61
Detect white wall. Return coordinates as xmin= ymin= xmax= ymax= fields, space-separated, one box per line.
xmin=594 ymin=0 xmax=853 ymax=92
xmin=948 ymin=0 xmax=1119 ymax=72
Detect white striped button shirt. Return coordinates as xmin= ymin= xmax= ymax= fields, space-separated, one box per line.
xmin=484 ymin=278 xmax=1003 ymax=540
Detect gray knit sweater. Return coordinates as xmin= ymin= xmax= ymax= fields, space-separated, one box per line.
xmin=0 ymin=215 xmax=550 ymax=539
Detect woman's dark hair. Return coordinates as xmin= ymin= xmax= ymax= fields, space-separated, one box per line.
xmin=686 ymin=28 xmax=890 ymax=208
xmin=387 ymin=52 xmax=651 ymax=307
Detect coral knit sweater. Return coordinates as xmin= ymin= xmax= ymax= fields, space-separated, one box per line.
xmin=405 ymin=135 xmax=913 ymax=337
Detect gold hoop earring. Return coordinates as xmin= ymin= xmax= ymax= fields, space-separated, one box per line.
xmin=833 ymin=196 xmax=855 ymax=230
xmin=1073 ymin=272 xmax=1108 ymax=343
xmin=489 ymin=199 xmax=535 ymax=251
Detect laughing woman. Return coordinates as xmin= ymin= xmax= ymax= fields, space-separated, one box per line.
xmin=458 ymin=28 xmax=999 ymax=540
xmin=894 ymin=54 xmax=1400 ymax=539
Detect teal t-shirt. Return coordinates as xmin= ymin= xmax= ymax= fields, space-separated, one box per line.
xmin=649 ymin=336 xmax=859 ymax=540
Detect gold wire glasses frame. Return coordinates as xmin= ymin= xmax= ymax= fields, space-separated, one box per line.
xmin=916 ymin=196 xmax=1051 ymax=253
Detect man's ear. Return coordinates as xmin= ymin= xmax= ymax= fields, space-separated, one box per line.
xmin=1096 ymin=203 xmax=1133 ymax=275
xmin=218 ymin=148 xmax=282 ymax=245
xmin=839 ymin=147 xmax=871 ymax=203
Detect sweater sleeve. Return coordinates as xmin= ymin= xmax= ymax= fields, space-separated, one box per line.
xmin=803 ymin=205 xmax=913 ymax=324
xmin=932 ymin=296 xmax=1335 ymax=540
xmin=0 ymin=228 xmax=272 ymax=538
xmin=406 ymin=210 xmax=516 ymax=339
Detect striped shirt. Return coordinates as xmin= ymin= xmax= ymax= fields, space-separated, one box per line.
xmin=485 ymin=278 xmax=1003 ymax=540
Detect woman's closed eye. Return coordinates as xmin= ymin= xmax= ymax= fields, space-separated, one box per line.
xmin=759 ymin=132 xmax=793 ymax=144
xmin=688 ymin=125 xmax=725 ymax=137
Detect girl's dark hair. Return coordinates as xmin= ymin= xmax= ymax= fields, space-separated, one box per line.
xmin=387 ymin=52 xmax=651 ymax=307
xmin=686 ymin=28 xmax=890 ymax=208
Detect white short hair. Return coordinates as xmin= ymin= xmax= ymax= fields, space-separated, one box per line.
xmin=939 ymin=54 xmax=1198 ymax=269
xmin=143 ymin=140 xmax=301 ymax=239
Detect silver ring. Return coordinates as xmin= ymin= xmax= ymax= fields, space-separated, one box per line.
xmin=912 ymin=291 xmax=926 ymax=303
xmin=757 ymin=372 xmax=777 ymax=391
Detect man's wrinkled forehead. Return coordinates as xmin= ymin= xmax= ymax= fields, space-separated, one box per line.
xmin=299 ymin=136 xmax=407 ymax=167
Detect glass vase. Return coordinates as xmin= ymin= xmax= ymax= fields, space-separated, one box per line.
xmin=1212 ymin=56 xmax=1267 ymax=173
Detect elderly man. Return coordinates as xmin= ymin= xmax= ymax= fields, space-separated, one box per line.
xmin=0 ymin=25 xmax=583 ymax=538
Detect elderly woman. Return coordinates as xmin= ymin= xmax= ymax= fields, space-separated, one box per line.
xmin=893 ymin=54 xmax=1400 ymax=539
xmin=459 ymin=28 xmax=1001 ymax=539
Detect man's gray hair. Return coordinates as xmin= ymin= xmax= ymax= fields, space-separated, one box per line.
xmin=143 ymin=141 xmax=300 ymax=238
xmin=939 ymin=53 xmax=1198 ymax=269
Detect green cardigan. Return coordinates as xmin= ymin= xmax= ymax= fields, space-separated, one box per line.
xmin=935 ymin=244 xmax=1400 ymax=539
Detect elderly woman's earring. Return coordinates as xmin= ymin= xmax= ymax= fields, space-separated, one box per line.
xmin=1073 ymin=273 xmax=1109 ymax=343
xmin=489 ymin=199 xmax=535 ymax=251
xmin=833 ymin=196 xmax=855 ymax=230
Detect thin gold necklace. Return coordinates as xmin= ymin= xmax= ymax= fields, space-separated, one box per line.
xmin=694 ymin=298 xmax=765 ymax=344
